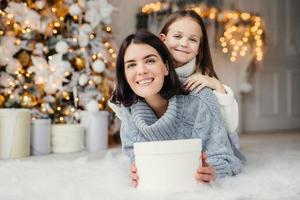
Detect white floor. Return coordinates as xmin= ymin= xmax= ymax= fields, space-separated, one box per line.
xmin=0 ymin=132 xmax=300 ymax=200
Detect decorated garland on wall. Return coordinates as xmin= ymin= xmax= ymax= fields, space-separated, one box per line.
xmin=136 ymin=1 xmax=265 ymax=63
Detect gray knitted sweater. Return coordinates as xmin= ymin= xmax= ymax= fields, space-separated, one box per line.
xmin=120 ymin=88 xmax=242 ymax=177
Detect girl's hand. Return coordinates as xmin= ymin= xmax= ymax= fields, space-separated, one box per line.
xmin=131 ymin=162 xmax=139 ymax=188
xmin=184 ymin=72 xmax=226 ymax=94
xmin=195 ymin=152 xmax=215 ymax=183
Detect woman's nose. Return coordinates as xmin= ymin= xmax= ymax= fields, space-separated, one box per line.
xmin=137 ymin=63 xmax=148 ymax=75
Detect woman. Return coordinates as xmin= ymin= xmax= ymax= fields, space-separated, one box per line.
xmin=111 ymin=30 xmax=242 ymax=187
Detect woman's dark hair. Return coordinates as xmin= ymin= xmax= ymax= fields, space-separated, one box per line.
xmin=111 ymin=30 xmax=186 ymax=107
xmin=160 ymin=10 xmax=218 ymax=79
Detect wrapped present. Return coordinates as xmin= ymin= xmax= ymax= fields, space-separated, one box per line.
xmin=51 ymin=124 xmax=84 ymax=153
xmin=80 ymin=111 xmax=109 ymax=152
xmin=31 ymin=119 xmax=51 ymax=155
xmin=134 ymin=139 xmax=202 ymax=191
xmin=0 ymin=109 xmax=31 ymax=159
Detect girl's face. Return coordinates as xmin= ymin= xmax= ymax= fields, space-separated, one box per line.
xmin=160 ymin=17 xmax=202 ymax=67
xmin=124 ymin=43 xmax=169 ymax=99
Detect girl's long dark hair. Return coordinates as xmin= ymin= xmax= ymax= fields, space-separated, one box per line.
xmin=111 ymin=30 xmax=186 ymax=107
xmin=160 ymin=10 xmax=219 ymax=79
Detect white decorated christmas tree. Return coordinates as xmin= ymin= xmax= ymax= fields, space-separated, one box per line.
xmin=0 ymin=0 xmax=116 ymax=123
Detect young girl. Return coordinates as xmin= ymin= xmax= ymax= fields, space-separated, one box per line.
xmin=111 ymin=30 xmax=242 ymax=187
xmin=159 ymin=10 xmax=240 ymax=148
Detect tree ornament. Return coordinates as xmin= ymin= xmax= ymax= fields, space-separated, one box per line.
xmin=33 ymin=43 xmax=44 ymax=55
xmin=17 ymin=50 xmax=31 ymax=67
xmin=62 ymin=91 xmax=70 ymax=100
xmin=55 ymin=40 xmax=69 ymax=54
xmin=53 ymin=0 xmax=69 ymax=18
xmin=35 ymin=0 xmax=46 ymax=10
xmin=72 ymin=56 xmax=85 ymax=71
xmin=69 ymin=4 xmax=82 ymax=16
xmin=92 ymin=59 xmax=105 ymax=73
xmin=98 ymin=96 xmax=106 ymax=110
xmin=25 ymin=0 xmax=35 ymax=8
xmin=13 ymin=23 xmax=23 ymax=36
xmin=0 ymin=94 xmax=5 ymax=107
xmin=20 ymin=92 xmax=38 ymax=108
xmin=79 ymin=73 xmax=89 ymax=86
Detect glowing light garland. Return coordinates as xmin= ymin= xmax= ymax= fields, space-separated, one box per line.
xmin=139 ymin=2 xmax=265 ymax=62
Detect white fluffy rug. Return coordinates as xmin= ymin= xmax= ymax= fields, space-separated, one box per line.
xmin=0 ymin=132 xmax=300 ymax=200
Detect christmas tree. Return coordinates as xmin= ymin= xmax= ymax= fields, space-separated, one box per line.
xmin=0 ymin=0 xmax=116 ymax=124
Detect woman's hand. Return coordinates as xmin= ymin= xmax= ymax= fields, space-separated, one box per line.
xmin=184 ymin=72 xmax=226 ymax=94
xmin=131 ymin=162 xmax=139 ymax=188
xmin=195 ymin=152 xmax=215 ymax=183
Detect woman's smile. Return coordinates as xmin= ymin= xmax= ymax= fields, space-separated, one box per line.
xmin=136 ymin=77 xmax=155 ymax=86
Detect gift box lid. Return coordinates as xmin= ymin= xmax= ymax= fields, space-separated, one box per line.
xmin=134 ymin=139 xmax=202 ymax=155
xmin=0 ymin=108 xmax=31 ymax=115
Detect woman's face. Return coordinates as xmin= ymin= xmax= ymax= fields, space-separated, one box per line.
xmin=124 ymin=43 xmax=169 ymax=99
xmin=160 ymin=17 xmax=202 ymax=67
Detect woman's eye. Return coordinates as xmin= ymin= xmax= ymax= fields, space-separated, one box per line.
xmin=146 ymin=58 xmax=155 ymax=64
xmin=126 ymin=63 xmax=136 ymax=68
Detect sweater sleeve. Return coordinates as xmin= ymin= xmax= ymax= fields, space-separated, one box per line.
xmin=213 ymin=84 xmax=239 ymax=133
xmin=192 ymin=88 xmax=243 ymax=178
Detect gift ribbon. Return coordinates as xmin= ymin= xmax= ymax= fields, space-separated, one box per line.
xmin=1 ymin=111 xmax=17 ymax=158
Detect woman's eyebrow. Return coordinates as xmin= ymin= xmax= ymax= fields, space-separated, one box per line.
xmin=125 ymin=54 xmax=157 ymax=64
xmin=125 ymin=59 xmax=135 ymax=64
xmin=143 ymin=54 xmax=157 ymax=59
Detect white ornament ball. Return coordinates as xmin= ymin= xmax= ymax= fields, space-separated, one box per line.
xmin=92 ymin=60 xmax=105 ymax=73
xmin=69 ymin=4 xmax=82 ymax=16
xmin=6 ymin=59 xmax=21 ymax=74
xmin=91 ymin=75 xmax=102 ymax=84
xmin=35 ymin=0 xmax=46 ymax=9
xmin=86 ymin=99 xmax=99 ymax=112
xmin=78 ymin=0 xmax=87 ymax=9
xmin=33 ymin=42 xmax=44 ymax=55
xmin=55 ymin=41 xmax=69 ymax=54
xmin=79 ymin=74 xmax=89 ymax=86
xmin=80 ymin=24 xmax=92 ymax=34
xmin=78 ymin=32 xmax=89 ymax=47
xmin=0 ymin=72 xmax=14 ymax=87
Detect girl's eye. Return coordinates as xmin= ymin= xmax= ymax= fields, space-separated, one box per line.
xmin=173 ymin=35 xmax=181 ymax=39
xmin=190 ymin=38 xmax=198 ymax=43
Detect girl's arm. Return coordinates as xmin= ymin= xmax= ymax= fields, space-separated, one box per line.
xmin=213 ymin=85 xmax=239 ymax=133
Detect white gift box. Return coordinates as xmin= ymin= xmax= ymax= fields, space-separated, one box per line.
xmin=134 ymin=139 xmax=202 ymax=191
xmin=31 ymin=119 xmax=51 ymax=155
xmin=80 ymin=111 xmax=109 ymax=152
xmin=0 ymin=109 xmax=31 ymax=159
xmin=51 ymin=124 xmax=84 ymax=153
